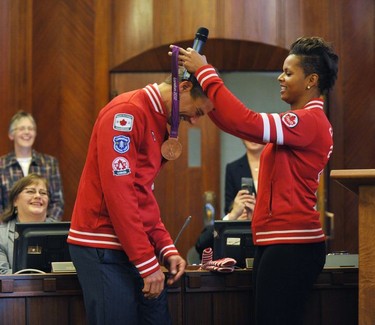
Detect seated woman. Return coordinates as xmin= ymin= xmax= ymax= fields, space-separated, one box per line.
xmin=0 ymin=173 xmax=49 ymax=274
xmin=194 ymin=141 xmax=263 ymax=261
xmin=195 ymin=190 xmax=253 ymax=261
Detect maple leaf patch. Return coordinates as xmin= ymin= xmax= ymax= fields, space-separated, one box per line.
xmin=281 ymin=112 xmax=299 ymax=128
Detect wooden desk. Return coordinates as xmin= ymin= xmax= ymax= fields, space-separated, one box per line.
xmin=331 ymin=169 xmax=375 ymax=324
xmin=0 ymin=268 xmax=358 ymax=325
xmin=184 ymin=267 xmax=358 ymax=325
xmin=0 ymin=273 xmax=85 ymax=325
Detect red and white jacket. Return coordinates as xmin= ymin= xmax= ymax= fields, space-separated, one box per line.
xmin=196 ymin=65 xmax=333 ymax=245
xmin=68 ymin=84 xmax=179 ymax=277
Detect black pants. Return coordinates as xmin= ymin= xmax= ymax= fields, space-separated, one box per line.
xmin=69 ymin=244 xmax=172 ymax=325
xmin=253 ymin=242 xmax=326 ymax=325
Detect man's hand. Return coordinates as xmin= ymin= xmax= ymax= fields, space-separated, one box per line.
xmin=165 ymin=255 xmax=186 ymax=286
xmin=142 ymin=269 xmax=165 ymax=299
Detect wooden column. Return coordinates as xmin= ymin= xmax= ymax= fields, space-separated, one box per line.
xmin=330 ymin=169 xmax=375 ymax=325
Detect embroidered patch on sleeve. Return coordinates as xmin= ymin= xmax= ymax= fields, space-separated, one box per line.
xmin=281 ymin=112 xmax=299 ymax=128
xmin=113 ymin=114 xmax=134 ymax=132
xmin=113 ymin=135 xmax=130 ymax=154
xmin=112 ymin=157 xmax=131 ymax=176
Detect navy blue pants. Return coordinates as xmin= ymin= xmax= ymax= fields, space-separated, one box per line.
xmin=252 ymin=242 xmax=326 ymax=325
xmin=69 ymin=244 xmax=172 ymax=325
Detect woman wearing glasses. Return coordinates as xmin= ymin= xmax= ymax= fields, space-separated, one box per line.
xmin=0 ymin=173 xmax=49 ymax=274
xmin=0 ymin=111 xmax=64 ymax=221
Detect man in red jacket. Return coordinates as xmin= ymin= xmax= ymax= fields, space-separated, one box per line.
xmin=68 ymin=70 xmax=213 ymax=325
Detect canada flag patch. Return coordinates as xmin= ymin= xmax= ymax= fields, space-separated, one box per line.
xmin=281 ymin=112 xmax=299 ymax=128
xmin=113 ymin=113 xmax=134 ymax=132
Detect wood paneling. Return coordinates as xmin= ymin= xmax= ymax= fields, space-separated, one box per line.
xmin=111 ymin=39 xmax=288 ymax=72
xmin=327 ymin=0 xmax=375 ymax=253
xmin=31 ymin=0 xmax=111 ymax=221
xmin=0 ymin=0 xmax=33 ymax=154
xmin=0 ymin=0 xmax=12 ymax=153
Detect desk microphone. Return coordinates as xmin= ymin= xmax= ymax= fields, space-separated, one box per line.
xmin=174 ymin=216 xmax=192 ymax=246
xmin=182 ymin=27 xmax=209 ymax=80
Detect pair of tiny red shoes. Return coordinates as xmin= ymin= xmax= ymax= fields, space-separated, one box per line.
xmin=200 ymin=247 xmax=237 ymax=273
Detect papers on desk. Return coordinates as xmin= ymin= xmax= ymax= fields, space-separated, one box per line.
xmin=51 ymin=261 xmax=76 ymax=273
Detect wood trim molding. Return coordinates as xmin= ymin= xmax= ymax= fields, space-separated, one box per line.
xmin=111 ymin=39 xmax=289 ymax=73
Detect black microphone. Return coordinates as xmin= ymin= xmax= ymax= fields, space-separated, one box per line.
xmin=182 ymin=27 xmax=209 ymax=80
xmin=174 ymin=216 xmax=192 ymax=246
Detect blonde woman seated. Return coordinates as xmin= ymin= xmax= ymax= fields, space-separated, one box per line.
xmin=0 ymin=174 xmax=49 ymax=274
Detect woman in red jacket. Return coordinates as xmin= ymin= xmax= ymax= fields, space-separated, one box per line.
xmin=174 ymin=37 xmax=338 ymax=325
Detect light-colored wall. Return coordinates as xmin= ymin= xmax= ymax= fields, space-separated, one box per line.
xmin=219 ymin=72 xmax=289 ymax=217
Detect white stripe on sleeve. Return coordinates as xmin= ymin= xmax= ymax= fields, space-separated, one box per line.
xmin=260 ymin=113 xmax=270 ymax=142
xmin=271 ymin=113 xmax=284 ymax=145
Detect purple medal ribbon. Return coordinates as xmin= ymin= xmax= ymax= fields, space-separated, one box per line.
xmin=160 ymin=46 xmax=182 ymax=160
xmin=170 ymin=46 xmax=180 ymax=138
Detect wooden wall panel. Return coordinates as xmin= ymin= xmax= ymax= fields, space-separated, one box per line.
xmin=0 ymin=0 xmax=12 ymax=153
xmin=31 ymin=0 xmax=111 ymax=220
xmin=111 ymin=39 xmax=288 ymax=73
xmin=8 ymin=0 xmax=33 ymax=117
xmin=152 ymin=0 xmax=224 ymax=45
xmin=222 ymin=0 xmax=279 ymax=44
xmin=111 ymin=0 xmax=154 ymax=68
xmin=111 ymin=0 xmax=285 ymax=69
xmin=94 ymin=0 xmax=111 ymax=115
xmin=32 ymin=1 xmax=64 ymax=157
xmin=327 ymin=0 xmax=375 ymax=253
xmin=0 ymin=0 xmax=32 ymax=155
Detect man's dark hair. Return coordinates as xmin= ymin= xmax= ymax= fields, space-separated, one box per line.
xmin=164 ymin=67 xmax=206 ymax=99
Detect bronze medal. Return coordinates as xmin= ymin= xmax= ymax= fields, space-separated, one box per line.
xmin=161 ymin=138 xmax=182 ymax=160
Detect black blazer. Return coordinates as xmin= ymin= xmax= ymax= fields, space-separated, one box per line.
xmin=224 ymin=154 xmax=254 ymax=214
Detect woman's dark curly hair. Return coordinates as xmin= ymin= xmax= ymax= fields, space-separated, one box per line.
xmin=290 ymin=37 xmax=339 ymax=94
